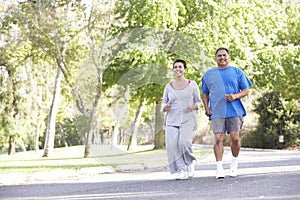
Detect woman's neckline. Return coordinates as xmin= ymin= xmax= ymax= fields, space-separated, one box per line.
xmin=170 ymin=79 xmax=191 ymax=90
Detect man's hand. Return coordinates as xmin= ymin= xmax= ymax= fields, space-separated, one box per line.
xmin=226 ymin=89 xmax=249 ymax=101
xmin=225 ymin=94 xmax=237 ymax=102
xmin=205 ymin=107 xmax=212 ymax=116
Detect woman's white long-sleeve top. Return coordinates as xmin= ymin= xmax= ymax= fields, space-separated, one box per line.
xmin=161 ymin=80 xmax=201 ymax=131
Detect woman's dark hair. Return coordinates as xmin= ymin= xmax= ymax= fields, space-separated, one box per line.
xmin=215 ymin=47 xmax=230 ymax=56
xmin=173 ymin=59 xmax=187 ymax=69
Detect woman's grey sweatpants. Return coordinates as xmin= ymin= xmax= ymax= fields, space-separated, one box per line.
xmin=165 ymin=120 xmax=196 ymax=174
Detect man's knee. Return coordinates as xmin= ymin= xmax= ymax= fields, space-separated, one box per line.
xmin=215 ymin=133 xmax=224 ymax=145
xmin=230 ymin=132 xmax=240 ymax=144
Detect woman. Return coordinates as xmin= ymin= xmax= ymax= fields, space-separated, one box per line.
xmin=162 ymin=59 xmax=201 ymax=180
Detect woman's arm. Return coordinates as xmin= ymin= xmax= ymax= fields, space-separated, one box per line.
xmin=187 ymin=81 xmax=201 ymax=112
xmin=161 ymin=86 xmax=170 ymax=112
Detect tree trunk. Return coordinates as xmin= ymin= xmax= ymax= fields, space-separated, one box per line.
xmin=59 ymin=124 xmax=68 ymax=147
xmin=119 ymin=129 xmax=123 ymax=145
xmin=127 ymin=99 xmax=146 ymax=150
xmin=111 ymin=86 xmax=130 ymax=147
xmin=84 ymin=69 xmax=103 ymax=158
xmin=19 ymin=142 xmax=26 ymax=152
xmin=154 ymin=102 xmax=165 ymax=149
xmin=8 ymin=135 xmax=15 ymax=155
xmin=84 ymin=125 xmax=94 ymax=158
xmin=83 ymin=0 xmax=115 ymax=157
xmin=84 ymin=100 xmax=102 ymax=157
xmin=35 ymin=117 xmax=41 ymax=152
xmin=34 ymin=87 xmax=43 ymax=152
xmin=43 ymin=67 xmax=63 ymax=157
xmin=111 ymin=124 xmax=120 ymax=146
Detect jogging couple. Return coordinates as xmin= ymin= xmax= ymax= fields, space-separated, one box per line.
xmin=161 ymin=47 xmax=252 ymax=179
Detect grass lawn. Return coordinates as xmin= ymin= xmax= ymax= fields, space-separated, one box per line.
xmin=0 ymin=145 xmax=166 ymax=175
xmin=0 ymin=145 xmax=210 ymax=175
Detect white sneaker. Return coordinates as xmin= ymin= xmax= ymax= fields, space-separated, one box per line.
xmin=230 ymin=160 xmax=238 ymax=177
xmin=173 ymin=170 xmax=188 ymax=180
xmin=187 ymin=164 xmax=195 ymax=178
xmin=216 ymin=167 xmax=225 ymax=179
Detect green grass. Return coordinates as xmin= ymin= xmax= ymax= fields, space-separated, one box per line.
xmin=0 ymin=145 xmax=167 ymax=175
xmin=0 ymin=145 xmax=212 ymax=175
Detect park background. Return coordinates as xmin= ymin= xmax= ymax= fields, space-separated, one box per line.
xmin=0 ymin=0 xmax=299 ymax=167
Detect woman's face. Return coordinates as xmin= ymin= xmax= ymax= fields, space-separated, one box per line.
xmin=173 ymin=62 xmax=186 ymax=77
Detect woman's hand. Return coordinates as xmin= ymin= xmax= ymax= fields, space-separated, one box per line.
xmin=187 ymin=104 xmax=198 ymax=112
xmin=164 ymin=104 xmax=172 ymax=111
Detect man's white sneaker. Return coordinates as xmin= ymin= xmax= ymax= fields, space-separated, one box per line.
xmin=230 ymin=160 xmax=238 ymax=177
xmin=216 ymin=167 xmax=225 ymax=179
xmin=174 ymin=170 xmax=188 ymax=180
xmin=187 ymin=164 xmax=195 ymax=178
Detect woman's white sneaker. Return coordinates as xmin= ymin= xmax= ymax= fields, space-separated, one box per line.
xmin=187 ymin=164 xmax=195 ymax=178
xmin=173 ymin=170 xmax=188 ymax=180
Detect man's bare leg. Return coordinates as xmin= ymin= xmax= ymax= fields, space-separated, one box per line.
xmin=230 ymin=131 xmax=240 ymax=157
xmin=229 ymin=131 xmax=240 ymax=177
xmin=214 ymin=133 xmax=225 ymax=161
xmin=214 ymin=133 xmax=225 ymax=178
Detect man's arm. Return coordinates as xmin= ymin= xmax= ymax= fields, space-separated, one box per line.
xmin=225 ymin=88 xmax=250 ymax=101
xmin=202 ymin=93 xmax=212 ymax=116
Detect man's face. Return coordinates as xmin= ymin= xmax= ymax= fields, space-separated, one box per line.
xmin=216 ymin=49 xmax=230 ymax=68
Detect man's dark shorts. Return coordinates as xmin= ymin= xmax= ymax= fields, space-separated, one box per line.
xmin=212 ymin=116 xmax=244 ymax=134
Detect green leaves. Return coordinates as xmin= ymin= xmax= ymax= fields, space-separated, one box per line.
xmin=243 ymin=92 xmax=299 ymax=149
xmin=0 ymin=0 xmax=299 ymax=152
xmin=115 ymin=0 xmax=185 ymax=29
xmin=252 ymin=45 xmax=299 ymax=101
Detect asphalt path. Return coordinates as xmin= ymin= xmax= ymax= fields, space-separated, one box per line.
xmin=1 ymin=150 xmax=299 ymax=200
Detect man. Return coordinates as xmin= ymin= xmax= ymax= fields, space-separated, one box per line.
xmin=201 ymin=47 xmax=252 ymax=179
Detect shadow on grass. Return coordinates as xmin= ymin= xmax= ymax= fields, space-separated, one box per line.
xmin=95 ymin=148 xmax=165 ymax=158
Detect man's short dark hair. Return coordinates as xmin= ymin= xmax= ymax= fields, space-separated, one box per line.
xmin=215 ymin=47 xmax=230 ymax=56
xmin=173 ymin=59 xmax=187 ymax=69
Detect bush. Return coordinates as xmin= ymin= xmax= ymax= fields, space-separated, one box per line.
xmin=242 ymin=92 xmax=299 ymax=149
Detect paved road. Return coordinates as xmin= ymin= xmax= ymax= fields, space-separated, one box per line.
xmin=0 ymin=150 xmax=299 ymax=200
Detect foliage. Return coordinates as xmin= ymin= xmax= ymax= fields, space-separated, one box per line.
xmin=114 ymin=0 xmax=186 ymax=30
xmin=0 ymin=4 xmax=52 ymax=151
xmin=242 ymin=92 xmax=300 ymax=149
xmin=277 ymin=0 xmax=300 ymax=46
xmin=0 ymin=0 xmax=300 ymax=152
xmin=252 ymin=45 xmax=299 ymax=101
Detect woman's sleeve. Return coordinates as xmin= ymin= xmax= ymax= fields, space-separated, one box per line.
xmin=161 ymin=86 xmax=169 ymax=112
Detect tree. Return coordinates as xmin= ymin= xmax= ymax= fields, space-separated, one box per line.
xmin=252 ymin=46 xmax=300 ymax=102
xmin=73 ymin=0 xmax=116 ymax=157
xmin=0 ymin=1 xmax=54 ymax=154
xmin=1 ymin=0 xmax=299 ymax=153
xmin=15 ymin=0 xmax=89 ymax=156
xmin=242 ymin=92 xmax=299 ymax=149
xmin=111 ymin=0 xmax=212 ymax=149
xmin=127 ymin=98 xmax=146 ymax=150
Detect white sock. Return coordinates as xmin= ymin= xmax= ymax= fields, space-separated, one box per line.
xmin=216 ymin=161 xmax=223 ymax=169
xmin=232 ymin=156 xmax=238 ymax=163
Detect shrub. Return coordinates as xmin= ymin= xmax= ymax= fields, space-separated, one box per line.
xmin=242 ymin=92 xmax=299 ymax=149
